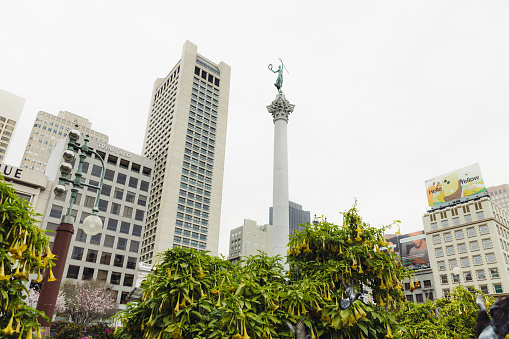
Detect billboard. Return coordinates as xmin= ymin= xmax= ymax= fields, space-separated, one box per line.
xmin=425 ymin=163 xmax=486 ymax=208
xmin=385 ymin=231 xmax=429 ymax=269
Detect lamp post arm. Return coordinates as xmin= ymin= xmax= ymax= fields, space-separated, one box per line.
xmin=88 ymin=149 xmax=106 ymax=213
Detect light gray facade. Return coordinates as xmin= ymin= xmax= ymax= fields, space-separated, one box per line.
xmin=43 ymin=138 xmax=153 ymax=307
xmin=269 ymin=201 xmax=311 ymax=236
xmin=21 ymin=111 xmax=108 ymax=174
xmin=0 ymin=89 xmax=24 ymax=161
xmin=140 ymin=41 xmax=231 ymax=262
xmin=228 ymin=219 xmax=272 ymax=263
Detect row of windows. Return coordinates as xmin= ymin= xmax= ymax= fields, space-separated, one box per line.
xmin=66 ymin=265 xmax=134 ymax=288
xmin=432 ymin=225 xmax=488 ymax=244
xmin=437 ymin=253 xmax=496 ymax=269
xmin=173 ymin=235 xmax=206 ymax=249
xmin=440 ymin=268 xmax=500 ymax=284
xmin=72 ymin=228 xmax=140 ymax=253
xmin=49 ymin=203 xmax=145 ymax=222
xmin=174 ymin=227 xmax=207 ymax=240
xmin=71 ymin=247 xmax=137 ymax=269
xmin=431 ymin=211 xmax=485 ymax=230
xmin=435 ymin=239 xmax=492 ymax=257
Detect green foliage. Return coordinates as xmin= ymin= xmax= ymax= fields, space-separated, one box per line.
xmin=394 ymin=286 xmax=491 ymax=339
xmin=87 ymin=322 xmax=115 ymax=339
xmin=115 ymin=204 xmax=407 ymax=339
xmin=0 ymin=175 xmax=56 ymax=337
xmin=52 ymin=321 xmax=85 ymax=339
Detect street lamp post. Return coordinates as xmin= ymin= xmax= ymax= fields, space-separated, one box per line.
xmin=36 ymin=126 xmax=105 ymax=330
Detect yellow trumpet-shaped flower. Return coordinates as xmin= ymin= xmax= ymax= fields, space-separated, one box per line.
xmin=377 ymin=271 xmax=383 ymax=279
xmin=35 ymin=269 xmax=42 ymax=283
xmin=45 ymin=245 xmax=56 ymax=260
xmin=25 ymin=327 xmax=33 ymax=339
xmin=380 ymin=281 xmax=386 ymax=289
xmin=47 ymin=268 xmax=57 ymax=282
xmin=216 ymin=294 xmax=221 ymax=307
xmin=358 ymin=266 xmax=363 ymax=274
xmin=232 ymin=334 xmax=242 ymax=339
xmin=13 ymin=264 xmax=26 ymax=279
xmin=2 ymin=314 xmax=15 ymax=336
xmin=409 ymin=281 xmax=415 ymax=292
xmin=36 ymin=328 xmax=43 ymax=339
xmin=396 ymin=225 xmax=401 ymax=236
xmin=0 ymin=262 xmax=10 ymax=281
xmin=303 ymin=245 xmax=312 ymax=254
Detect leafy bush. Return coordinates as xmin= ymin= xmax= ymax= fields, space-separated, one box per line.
xmin=87 ymin=322 xmax=114 ymax=339
xmin=52 ymin=321 xmax=85 ymax=339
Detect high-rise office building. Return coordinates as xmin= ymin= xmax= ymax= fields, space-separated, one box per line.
xmin=487 ymin=184 xmax=509 ymax=212
xmin=140 ymin=41 xmax=231 ymax=263
xmin=0 ymin=89 xmax=25 ymax=161
xmin=228 ymin=219 xmax=272 ymax=263
xmin=43 ymin=138 xmax=153 ymax=307
xmin=269 ymin=201 xmax=311 ymax=236
xmin=20 ymin=111 xmax=108 ymax=173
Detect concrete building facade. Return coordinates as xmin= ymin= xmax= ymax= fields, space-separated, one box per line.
xmin=228 ymin=219 xmax=272 ymax=263
xmin=140 ymin=41 xmax=231 ymax=263
xmin=487 ymin=184 xmax=509 ymax=212
xmin=423 ymin=197 xmax=509 ymax=298
xmin=0 ymin=89 xmax=25 ymax=161
xmin=20 ymin=111 xmax=108 ymax=173
xmin=43 ymin=138 xmax=153 ymax=307
xmin=269 ymin=200 xmax=310 ymax=236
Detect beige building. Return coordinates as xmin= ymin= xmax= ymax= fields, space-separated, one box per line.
xmin=20 ymin=111 xmax=108 ymax=173
xmin=487 ymin=184 xmax=509 ymax=212
xmin=424 ymin=197 xmax=509 ymax=298
xmin=140 ymin=41 xmax=231 ymax=263
xmin=228 ymin=219 xmax=272 ymax=263
xmin=0 ymin=162 xmax=51 ymax=216
xmin=0 ymin=90 xmax=25 ymax=162
xmin=43 ymin=138 xmax=153 ymax=307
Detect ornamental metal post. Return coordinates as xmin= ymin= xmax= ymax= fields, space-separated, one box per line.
xmin=36 ymin=125 xmax=105 ymax=330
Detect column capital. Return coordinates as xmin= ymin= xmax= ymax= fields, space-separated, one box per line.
xmin=267 ymin=93 xmax=295 ymax=123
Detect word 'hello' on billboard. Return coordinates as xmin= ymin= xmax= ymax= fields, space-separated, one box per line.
xmin=425 ymin=163 xmax=486 ymax=208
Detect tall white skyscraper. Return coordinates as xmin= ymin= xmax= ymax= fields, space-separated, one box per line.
xmin=140 ymin=41 xmax=231 ymax=263
xmin=0 ymin=89 xmax=25 ymax=161
xmin=20 ymin=111 xmax=108 ymax=173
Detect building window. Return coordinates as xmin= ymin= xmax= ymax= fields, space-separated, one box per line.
xmin=49 ymin=205 xmax=63 ymax=219
xmin=473 ymin=255 xmax=482 ymax=265
xmin=446 ymin=246 xmax=455 ymax=255
xmin=86 ymin=249 xmax=98 ymax=263
xmin=470 ymin=241 xmax=479 ymax=251
xmin=71 ymin=247 xmax=84 ymax=260
xmin=451 ymin=273 xmax=459 ymax=284
xmin=107 ymin=218 xmax=118 ymax=231
xmin=457 ymin=243 xmax=467 ymax=253
xmin=477 ymin=211 xmax=485 ymax=220
xmin=480 ymin=285 xmax=489 ymax=294
xmin=129 ymin=177 xmax=138 ymax=189
xmin=436 ymin=248 xmax=443 ymax=257
xmin=480 ymin=225 xmax=489 ymax=235
xmin=82 ymin=267 xmax=94 ymax=280
xmin=455 ymin=230 xmax=464 ymax=240
xmin=100 ymin=252 xmax=112 ymax=265
xmin=467 ymin=227 xmax=476 ymax=237
xmin=104 ymin=235 xmax=115 ymax=248
xmin=494 ymin=284 xmax=503 ymax=293
xmin=110 ymin=272 xmax=121 ymax=285
xmin=433 ymin=235 xmax=441 ymax=244
xmin=431 ymin=222 xmax=438 ymax=230
xmin=132 ymin=225 xmax=142 ymax=237
xmin=442 ymin=220 xmax=449 ymax=228
xmin=117 ymin=238 xmax=127 ymax=250
xmin=465 ymin=214 xmax=472 ymax=223
xmin=452 ymin=217 xmax=460 ymax=226
xmin=440 ymin=275 xmax=448 ymax=284
xmin=84 ymin=196 xmax=95 ymax=208
xmin=415 ymin=294 xmax=424 ymax=303
xmin=135 ymin=209 xmax=144 ymax=221
xmin=123 ymin=207 xmax=133 ymax=218
xmin=140 ymin=180 xmax=150 ymax=192
xmin=130 ymin=240 xmax=139 ymax=253
xmin=98 ymin=199 xmax=108 ymax=212
xmin=97 ymin=270 xmax=108 ymax=282
xmin=117 ymin=173 xmax=127 ymax=185
xmin=449 ymin=259 xmax=457 ymax=269
xmin=477 ymin=270 xmax=486 ymax=280
xmin=66 ymin=265 xmax=80 ymax=279
xmin=126 ymin=256 xmax=136 ymax=269
xmin=114 ymin=188 xmax=124 ymax=200
xmin=114 ymin=254 xmax=124 ymax=267
xmin=89 ymin=233 xmax=101 ymax=245
xmin=91 ymin=165 xmax=102 ymax=177
xmin=123 ymin=274 xmax=134 ymax=287
xmin=461 ymin=257 xmax=470 ymax=267
xmin=110 ymin=203 xmax=120 ymax=215
xmin=438 ymin=261 xmax=446 ymax=270
xmin=486 ymin=253 xmax=496 ymax=264
xmin=75 ymin=229 xmax=87 ymax=242
xmin=120 ymin=222 xmax=130 ymax=234
xmin=464 ymin=272 xmax=473 ymax=282
xmin=424 ymin=280 xmax=431 ymax=288
xmin=101 ymin=184 xmax=112 ymax=196
xmin=126 ymin=191 xmax=135 ymax=203
xmin=444 ymin=233 xmax=452 ymax=242
xmin=138 ymin=195 xmax=147 ymax=206
xmin=483 ymin=239 xmax=493 ymax=249
xmin=490 ymin=268 xmax=500 ymax=278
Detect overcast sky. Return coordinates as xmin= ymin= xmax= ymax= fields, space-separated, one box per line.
xmin=2 ymin=1 xmax=509 ymax=256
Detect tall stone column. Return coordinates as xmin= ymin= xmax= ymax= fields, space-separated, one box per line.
xmin=267 ymin=93 xmax=295 ymax=262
